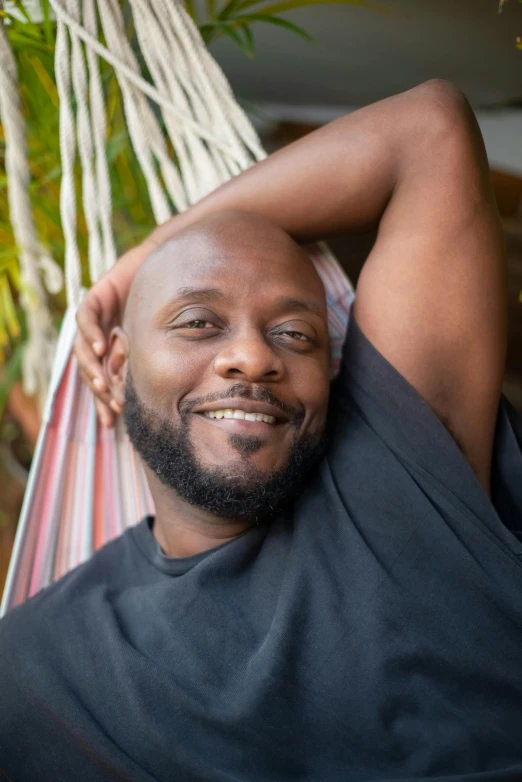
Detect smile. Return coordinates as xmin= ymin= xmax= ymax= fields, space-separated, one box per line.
xmin=202 ymin=409 xmax=276 ymax=425
xmin=193 ymin=398 xmax=289 ymax=425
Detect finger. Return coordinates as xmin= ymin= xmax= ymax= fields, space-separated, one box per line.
xmin=110 ymin=398 xmax=123 ymax=414
xmin=80 ymin=373 xmax=113 ymax=408
xmin=94 ymin=396 xmax=115 ymax=429
xmin=75 ymin=347 xmax=108 ymax=399
xmin=76 ymin=292 xmax=106 ymax=357
xmin=78 ymin=368 xmax=113 ymax=408
xmin=74 ymin=332 xmax=108 ymax=393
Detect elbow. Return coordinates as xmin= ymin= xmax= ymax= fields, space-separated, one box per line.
xmin=412 ymin=78 xmax=476 ymax=134
xmin=414 ymin=78 xmax=470 ymax=115
xmin=405 ymin=79 xmax=487 ymax=166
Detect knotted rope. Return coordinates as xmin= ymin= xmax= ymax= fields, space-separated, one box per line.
xmin=48 ymin=0 xmax=266 ymax=307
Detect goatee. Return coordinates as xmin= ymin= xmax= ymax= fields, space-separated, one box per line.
xmin=123 ymin=372 xmax=325 ymax=521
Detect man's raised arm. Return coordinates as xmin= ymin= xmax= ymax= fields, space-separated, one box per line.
xmin=76 ymin=79 xmax=506 ymax=491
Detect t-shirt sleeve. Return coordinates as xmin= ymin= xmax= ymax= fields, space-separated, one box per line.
xmin=327 ymin=315 xmax=522 ymax=544
xmin=0 ymin=602 xmax=79 ymax=779
xmin=0 ymin=609 xmax=30 ymax=775
xmin=0 ymin=559 xmax=146 ymax=781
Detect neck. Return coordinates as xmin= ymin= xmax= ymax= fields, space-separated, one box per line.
xmin=146 ymin=470 xmax=255 ymax=557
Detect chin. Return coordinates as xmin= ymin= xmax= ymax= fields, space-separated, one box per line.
xmin=204 ymin=432 xmax=290 ymax=468
xmin=202 ymin=451 xmax=288 ymax=482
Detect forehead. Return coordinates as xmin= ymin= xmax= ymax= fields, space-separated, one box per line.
xmin=132 ymin=227 xmax=326 ymax=320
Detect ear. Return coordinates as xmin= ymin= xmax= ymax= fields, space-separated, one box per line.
xmin=104 ymin=326 xmax=130 ymax=414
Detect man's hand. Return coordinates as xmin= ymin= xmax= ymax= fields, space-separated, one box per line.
xmin=74 ymin=239 xmax=158 ymax=427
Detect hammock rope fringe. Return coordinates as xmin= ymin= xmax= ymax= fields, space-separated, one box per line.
xmin=48 ymin=0 xmax=268 ymax=305
xmin=0 ymin=0 xmax=354 ymax=617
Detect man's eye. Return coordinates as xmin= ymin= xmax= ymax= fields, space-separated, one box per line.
xmin=284 ymin=331 xmax=309 ymax=341
xmin=179 ymin=320 xmax=213 ymax=329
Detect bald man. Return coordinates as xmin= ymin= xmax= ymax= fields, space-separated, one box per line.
xmin=2 ymin=81 xmax=522 ymax=781
xmin=110 ymin=212 xmax=329 ymax=549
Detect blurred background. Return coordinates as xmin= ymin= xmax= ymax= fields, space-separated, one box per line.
xmin=1 ymin=0 xmax=522 ymax=598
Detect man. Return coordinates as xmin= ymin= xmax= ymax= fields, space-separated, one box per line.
xmin=1 ymin=80 xmax=522 ymax=780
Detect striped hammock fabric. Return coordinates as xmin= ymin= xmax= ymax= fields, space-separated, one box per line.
xmin=1 ymin=243 xmax=354 ymax=617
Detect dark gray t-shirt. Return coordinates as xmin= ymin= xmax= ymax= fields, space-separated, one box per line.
xmin=2 ymin=319 xmax=522 ymax=781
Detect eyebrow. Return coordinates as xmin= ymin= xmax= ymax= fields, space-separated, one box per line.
xmin=153 ymin=287 xmax=228 ymax=325
xmin=174 ymin=287 xmax=229 ymax=303
xmin=277 ymin=297 xmax=325 ymax=317
xmin=155 ymin=289 xmax=325 ymax=322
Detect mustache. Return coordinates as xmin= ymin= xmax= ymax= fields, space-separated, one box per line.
xmin=180 ymin=383 xmax=305 ymax=424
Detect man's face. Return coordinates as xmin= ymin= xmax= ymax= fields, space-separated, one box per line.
xmin=111 ymin=213 xmax=330 ymax=519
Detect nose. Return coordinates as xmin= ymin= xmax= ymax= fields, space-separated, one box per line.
xmin=214 ymin=328 xmax=284 ymax=383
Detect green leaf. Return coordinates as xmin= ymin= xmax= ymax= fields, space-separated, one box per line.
xmin=200 ymin=19 xmax=256 ymax=53
xmin=10 ymin=0 xmax=32 ymax=24
xmin=217 ymin=0 xmax=247 ymax=19
xmin=40 ymin=0 xmax=55 ymax=46
xmin=0 ymin=276 xmax=20 ymax=340
xmin=199 ymin=23 xmax=217 ymax=45
xmin=235 ymin=0 xmax=370 ymax=15
xmin=33 ymin=164 xmax=62 ymax=187
xmin=241 ymin=24 xmax=256 ymax=55
xmin=0 ymin=250 xmax=19 ymax=274
xmin=106 ymin=132 xmax=130 ymax=163
xmin=221 ymin=24 xmax=255 ymax=56
xmin=231 ymin=13 xmax=314 ymax=40
xmin=6 ymin=30 xmax=52 ymax=55
xmin=0 ymin=342 xmax=24 ymax=420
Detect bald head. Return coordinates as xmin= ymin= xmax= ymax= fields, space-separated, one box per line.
xmin=106 ymin=209 xmax=330 ymax=519
xmin=124 ymin=211 xmax=326 ymax=333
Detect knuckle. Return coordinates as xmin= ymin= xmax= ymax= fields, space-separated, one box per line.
xmin=80 ymin=371 xmax=93 ymax=390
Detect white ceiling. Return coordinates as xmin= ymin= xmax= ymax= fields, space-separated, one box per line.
xmin=209 ymin=0 xmax=522 ymax=109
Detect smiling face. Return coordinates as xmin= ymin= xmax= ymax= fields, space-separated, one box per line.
xmin=108 ymin=211 xmax=330 ymax=520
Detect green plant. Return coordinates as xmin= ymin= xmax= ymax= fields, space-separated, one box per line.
xmin=199 ymin=0 xmax=371 ymax=57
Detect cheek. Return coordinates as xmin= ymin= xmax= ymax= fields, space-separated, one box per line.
xmin=289 ymin=359 xmax=330 ymax=430
xmin=132 ymin=339 xmax=207 ymax=415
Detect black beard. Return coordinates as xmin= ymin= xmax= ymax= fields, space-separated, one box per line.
xmin=123 ymin=372 xmax=325 ymax=521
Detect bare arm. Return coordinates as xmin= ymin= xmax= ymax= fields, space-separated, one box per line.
xmin=76 ymin=79 xmax=506 ymax=489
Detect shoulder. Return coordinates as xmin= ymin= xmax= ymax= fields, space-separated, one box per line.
xmin=0 ymin=525 xmax=138 ymax=658
xmin=0 ymin=529 xmax=133 ymax=728
xmin=0 ymin=525 xmax=153 ymax=771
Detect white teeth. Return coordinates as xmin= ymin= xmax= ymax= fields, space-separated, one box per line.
xmin=202 ymin=409 xmax=276 ymax=424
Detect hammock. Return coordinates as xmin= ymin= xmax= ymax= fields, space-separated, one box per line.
xmin=0 ymin=0 xmax=354 ymax=617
